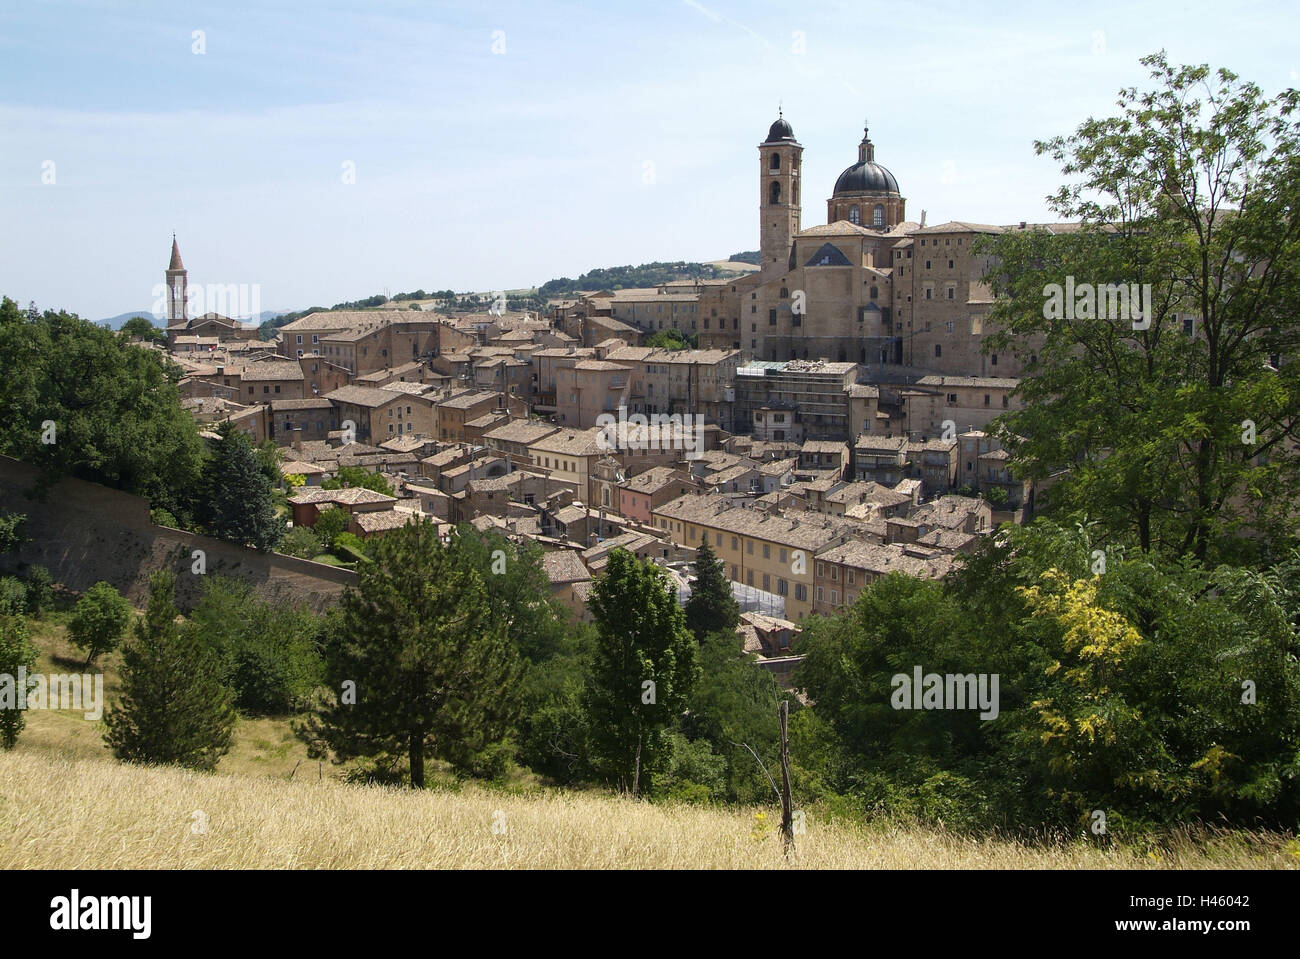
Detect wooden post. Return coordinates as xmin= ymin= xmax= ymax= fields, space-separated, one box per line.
xmin=778 ymin=699 xmax=795 ymax=858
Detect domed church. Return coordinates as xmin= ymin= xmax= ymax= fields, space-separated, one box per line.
xmin=827 ymin=124 xmax=907 ymax=229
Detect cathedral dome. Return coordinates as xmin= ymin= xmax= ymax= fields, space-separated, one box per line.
xmin=765 ymin=116 xmax=796 ymax=143
xmin=833 ymin=160 xmax=899 ymax=195
xmin=832 ymin=125 xmax=899 ymax=196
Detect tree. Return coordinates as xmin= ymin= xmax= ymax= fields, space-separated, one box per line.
xmin=583 ymin=549 xmax=699 ymax=795
xmin=0 ymin=297 xmax=203 ymax=517
xmin=0 ymin=616 xmax=37 ymax=749
xmin=303 ymin=519 xmax=524 ymax=787
xmin=982 ymin=53 xmax=1300 ymax=563
xmin=184 ymin=576 xmax=323 ymax=715
xmin=196 ymin=421 xmax=283 ymax=551
xmin=684 ymin=538 xmax=740 ymax=642
xmin=120 ymin=316 xmax=163 ymax=343
xmin=681 ymin=630 xmax=785 ymax=802
xmin=103 ymin=571 xmax=237 ymax=771
xmin=323 ymin=466 xmax=393 ymax=495
xmin=312 ymin=507 xmax=349 ymax=553
xmin=67 ymin=581 xmax=132 ymax=666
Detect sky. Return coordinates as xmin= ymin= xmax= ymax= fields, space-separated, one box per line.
xmin=1 ymin=0 xmax=1297 ymax=321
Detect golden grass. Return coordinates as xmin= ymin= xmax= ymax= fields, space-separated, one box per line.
xmin=2 ymin=751 xmax=1295 ymax=869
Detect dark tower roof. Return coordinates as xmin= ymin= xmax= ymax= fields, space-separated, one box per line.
xmin=168 ymin=235 xmax=185 ymax=272
xmin=765 ymin=114 xmax=796 ymax=144
xmin=832 ymin=125 xmax=900 ymax=196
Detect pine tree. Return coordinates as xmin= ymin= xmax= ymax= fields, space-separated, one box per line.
xmin=684 ymin=537 xmax=740 ymax=642
xmin=0 ymin=616 xmax=37 ymax=749
xmin=302 ymin=519 xmax=524 ymax=788
xmin=584 ymin=549 xmax=699 ymax=795
xmin=197 ymin=421 xmax=284 ymax=551
xmin=103 ymin=571 xmax=237 ymax=771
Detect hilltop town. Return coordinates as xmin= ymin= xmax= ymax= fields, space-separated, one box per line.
xmin=147 ymin=115 xmax=1061 ymax=677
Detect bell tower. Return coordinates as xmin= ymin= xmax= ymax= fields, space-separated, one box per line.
xmin=166 ymin=234 xmax=187 ymax=325
xmin=759 ymin=111 xmax=802 ymax=274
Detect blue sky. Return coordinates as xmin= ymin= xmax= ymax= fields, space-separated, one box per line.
xmin=2 ymin=0 xmax=1296 ymax=320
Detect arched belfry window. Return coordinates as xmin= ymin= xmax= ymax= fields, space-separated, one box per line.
xmin=849 ymin=205 xmax=860 ymax=225
xmin=769 ymin=181 xmax=781 ymax=205
xmin=873 ymin=204 xmax=885 ymax=227
xmin=770 ymin=153 xmax=780 ymax=170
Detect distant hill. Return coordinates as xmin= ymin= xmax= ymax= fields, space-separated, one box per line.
xmin=97 ymin=310 xmax=282 ymax=330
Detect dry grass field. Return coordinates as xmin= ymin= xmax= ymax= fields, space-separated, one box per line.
xmin=10 ymin=608 xmax=1297 ymax=870
xmin=2 ymin=751 xmax=1296 ymax=870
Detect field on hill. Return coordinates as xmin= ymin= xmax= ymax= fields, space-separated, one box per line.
xmin=4 ymin=751 xmax=1295 ymax=869
xmin=10 ymin=599 xmax=1298 ymax=870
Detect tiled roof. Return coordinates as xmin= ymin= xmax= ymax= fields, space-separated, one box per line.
xmin=324 ymin=385 xmax=401 ymax=408
xmin=541 ymin=550 xmax=591 ymax=585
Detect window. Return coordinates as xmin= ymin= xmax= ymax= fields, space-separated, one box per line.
xmin=948 ymin=260 xmax=954 ymax=269
xmin=849 ymin=204 xmax=860 ymax=224
xmin=816 ymin=562 xmax=824 ymax=577
xmin=731 ymin=565 xmax=738 ymax=579
xmin=873 ymin=204 xmax=885 ymax=227
xmin=689 ymin=527 xmax=696 ymax=541
xmin=312 ymin=334 xmax=319 ymax=344
xmin=770 ymin=153 xmax=780 ymax=170
xmin=984 ymin=394 xmax=991 ymax=406
xmin=716 ymin=533 xmax=722 ymax=546
xmin=769 ymin=181 xmax=781 ymax=204
xmin=769 ymin=309 xmax=777 ymax=326
xmin=762 ymin=573 xmax=770 ymax=591
xmin=747 ymin=540 xmax=753 ymax=554
xmin=747 ymin=570 xmax=754 ymax=586
xmin=1002 ymin=395 xmax=1009 ymax=408
xmin=296 ymin=335 xmax=303 ymax=345
xmin=847 ymin=569 xmax=855 ymax=585
xmin=830 ymin=566 xmax=839 ymax=581
xmin=779 ymin=548 xmax=787 ymax=564
xmin=869 ymin=285 xmax=878 ymax=299
xmin=816 ymin=586 xmax=824 ymax=601
xmin=830 ymin=589 xmax=839 ymax=605
xmin=777 ymin=578 xmax=788 ymax=595
xmin=947 ymin=286 xmax=955 ymax=300
xmin=731 ymin=536 xmax=738 ymax=551
xmin=763 ymin=543 xmax=770 ymax=559
xmin=991 ymin=353 xmax=998 ymax=366
xmin=795 ymin=584 xmax=807 ymax=601
xmin=935 ymin=344 xmax=942 ymax=358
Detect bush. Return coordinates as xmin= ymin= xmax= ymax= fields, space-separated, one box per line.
xmin=278 ymin=526 xmax=319 ymax=559
xmin=0 ymin=577 xmax=28 ymax=616
xmin=24 ymin=566 xmax=52 ymax=618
